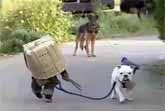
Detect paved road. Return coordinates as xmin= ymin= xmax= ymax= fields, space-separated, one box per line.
xmin=0 ymin=36 xmax=165 ymax=111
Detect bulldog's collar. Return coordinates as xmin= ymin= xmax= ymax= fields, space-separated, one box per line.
xmin=118 ymin=80 xmax=127 ymax=88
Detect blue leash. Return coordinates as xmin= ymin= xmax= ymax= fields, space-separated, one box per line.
xmin=55 ymin=82 xmax=116 ymax=100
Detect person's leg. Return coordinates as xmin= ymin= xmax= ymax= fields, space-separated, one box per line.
xmin=31 ymin=77 xmax=42 ymax=99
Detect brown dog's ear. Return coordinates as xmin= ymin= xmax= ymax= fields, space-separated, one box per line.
xmin=95 ymin=14 xmax=99 ymax=20
xmin=87 ymin=14 xmax=92 ymax=20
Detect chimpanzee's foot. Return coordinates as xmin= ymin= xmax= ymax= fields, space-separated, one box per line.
xmin=34 ymin=93 xmax=43 ymax=99
xmin=44 ymin=95 xmax=53 ymax=103
xmin=45 ymin=98 xmax=52 ymax=103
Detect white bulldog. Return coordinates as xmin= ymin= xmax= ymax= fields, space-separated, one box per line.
xmin=110 ymin=65 xmax=136 ymax=103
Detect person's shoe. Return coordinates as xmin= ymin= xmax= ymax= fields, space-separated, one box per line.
xmin=119 ymin=98 xmax=126 ymax=104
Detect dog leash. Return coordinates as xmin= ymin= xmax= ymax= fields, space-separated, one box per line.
xmin=55 ymin=81 xmax=116 ymax=100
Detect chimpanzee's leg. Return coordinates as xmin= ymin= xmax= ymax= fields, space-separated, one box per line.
xmin=31 ymin=77 xmax=42 ymax=99
xmin=43 ymin=76 xmax=60 ymax=103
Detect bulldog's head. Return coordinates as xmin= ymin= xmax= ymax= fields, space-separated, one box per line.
xmin=117 ymin=65 xmax=134 ymax=83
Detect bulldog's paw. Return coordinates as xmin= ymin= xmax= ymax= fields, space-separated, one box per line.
xmin=119 ymin=98 xmax=127 ymax=104
xmin=126 ymin=97 xmax=134 ymax=101
xmin=110 ymin=95 xmax=117 ymax=100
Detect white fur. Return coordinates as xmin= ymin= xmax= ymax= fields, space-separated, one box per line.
xmin=110 ymin=65 xmax=135 ymax=103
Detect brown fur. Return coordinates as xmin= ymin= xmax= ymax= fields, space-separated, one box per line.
xmin=73 ymin=14 xmax=99 ymax=57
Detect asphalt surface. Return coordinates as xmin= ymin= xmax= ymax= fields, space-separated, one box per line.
xmin=0 ymin=36 xmax=165 ymax=111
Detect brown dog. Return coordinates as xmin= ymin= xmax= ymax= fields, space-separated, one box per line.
xmin=73 ymin=14 xmax=99 ymax=57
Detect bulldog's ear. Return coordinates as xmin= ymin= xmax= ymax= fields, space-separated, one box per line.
xmin=130 ymin=65 xmax=135 ymax=69
xmin=117 ymin=66 xmax=121 ymax=69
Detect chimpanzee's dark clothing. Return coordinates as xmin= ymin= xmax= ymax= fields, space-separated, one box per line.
xmin=31 ymin=70 xmax=69 ymax=100
xmin=31 ymin=76 xmax=59 ymax=99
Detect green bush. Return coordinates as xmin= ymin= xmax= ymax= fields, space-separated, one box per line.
xmin=97 ymin=12 xmax=157 ymax=38
xmin=0 ymin=0 xmax=74 ymax=53
xmin=153 ymin=0 xmax=165 ymax=40
xmin=0 ymin=0 xmax=73 ymax=42
xmin=0 ymin=29 xmax=41 ymax=53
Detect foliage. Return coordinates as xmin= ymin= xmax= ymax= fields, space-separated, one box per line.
xmin=100 ymin=12 xmax=156 ymax=38
xmin=0 ymin=28 xmax=41 ymax=53
xmin=0 ymin=0 xmax=74 ymax=53
xmin=153 ymin=0 xmax=165 ymax=40
xmin=0 ymin=0 xmax=73 ymax=42
xmin=71 ymin=0 xmax=157 ymax=38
